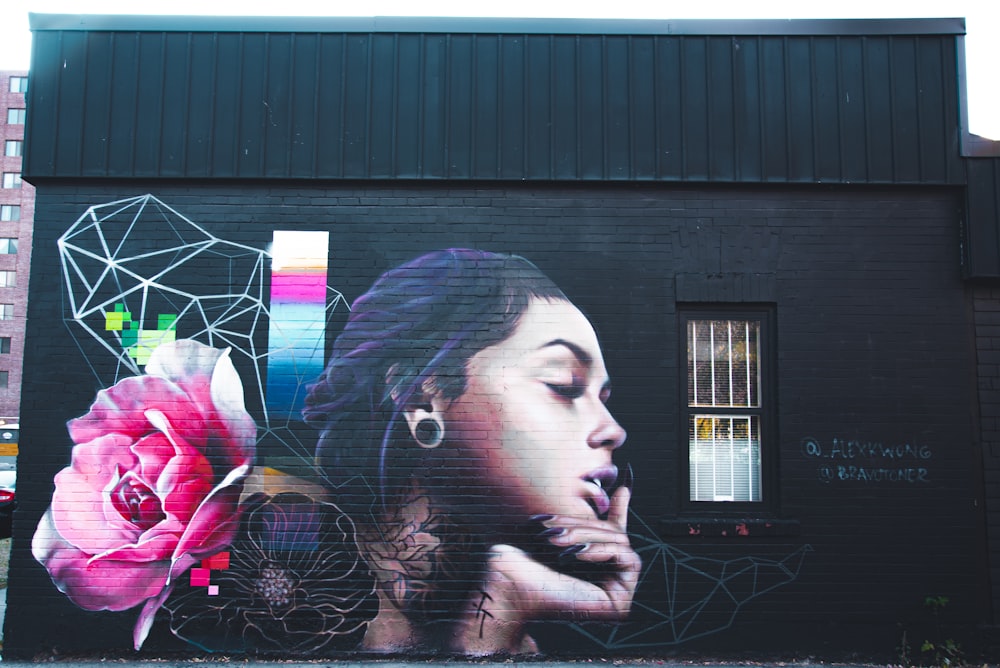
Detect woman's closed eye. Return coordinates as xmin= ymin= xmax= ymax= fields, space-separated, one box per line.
xmin=545 ymin=381 xmax=586 ymax=400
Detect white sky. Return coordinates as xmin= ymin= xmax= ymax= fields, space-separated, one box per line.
xmin=0 ymin=0 xmax=997 ymax=140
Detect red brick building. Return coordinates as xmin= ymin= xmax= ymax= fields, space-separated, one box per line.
xmin=0 ymin=70 xmax=32 ymax=426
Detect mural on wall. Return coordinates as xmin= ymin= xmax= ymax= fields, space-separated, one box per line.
xmin=32 ymin=195 xmax=808 ymax=655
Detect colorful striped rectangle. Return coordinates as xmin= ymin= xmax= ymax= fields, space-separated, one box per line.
xmin=266 ymin=231 xmax=330 ymax=420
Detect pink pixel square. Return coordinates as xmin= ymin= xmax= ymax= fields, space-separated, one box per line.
xmin=189 ymin=567 xmax=210 ymax=587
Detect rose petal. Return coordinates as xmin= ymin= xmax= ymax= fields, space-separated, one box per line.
xmin=67 ymin=376 xmax=206 ymax=448
xmin=32 ymin=509 xmax=170 ymax=612
xmin=169 ymin=466 xmax=249 ymax=564
xmin=144 ymin=410 xmax=215 ymax=522
xmin=133 ymin=580 xmax=178 ymax=650
xmin=93 ymin=528 xmax=182 ymax=563
xmin=50 ymin=435 xmax=146 ymax=553
xmin=147 ymin=341 xmax=256 ymax=472
xmin=144 ymin=339 xmax=226 ymax=385
xmin=130 ymin=431 xmax=179 ymax=488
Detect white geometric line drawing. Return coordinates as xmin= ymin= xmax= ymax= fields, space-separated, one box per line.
xmin=568 ymin=510 xmax=810 ymax=648
xmin=58 ymin=194 xmax=349 ymax=451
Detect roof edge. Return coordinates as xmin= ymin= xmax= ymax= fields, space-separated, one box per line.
xmin=27 ymin=13 xmax=966 ymax=36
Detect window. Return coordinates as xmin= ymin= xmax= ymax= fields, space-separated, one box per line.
xmin=683 ymin=309 xmax=774 ymax=505
xmin=6 ymin=109 xmax=25 ymax=125
xmin=0 ymin=304 xmax=13 ymax=320
xmin=0 ymin=206 xmax=18 ymax=222
xmin=0 ymin=338 xmax=10 ymax=354
xmin=2 ymin=173 xmax=21 ymax=189
xmin=4 ymin=141 xmax=21 ymax=158
xmin=0 ymin=371 xmax=9 ymax=389
xmin=0 ymin=239 xmax=16 ymax=254
xmin=0 ymin=271 xmax=16 ymax=288
xmin=9 ymin=77 xmax=27 ymax=94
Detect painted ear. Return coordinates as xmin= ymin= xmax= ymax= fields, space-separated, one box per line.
xmin=385 ymin=367 xmax=447 ymax=448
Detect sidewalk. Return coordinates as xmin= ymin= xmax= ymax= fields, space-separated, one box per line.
xmin=0 ymin=663 xmax=893 ymax=668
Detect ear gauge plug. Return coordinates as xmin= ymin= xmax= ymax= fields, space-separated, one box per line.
xmin=414 ymin=417 xmax=444 ymax=448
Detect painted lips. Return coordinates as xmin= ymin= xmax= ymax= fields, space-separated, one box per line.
xmin=582 ymin=465 xmax=619 ymax=516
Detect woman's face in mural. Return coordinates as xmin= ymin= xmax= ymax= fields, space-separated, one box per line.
xmin=439 ymin=298 xmax=627 ymax=526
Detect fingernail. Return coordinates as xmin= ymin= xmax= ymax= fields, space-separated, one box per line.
xmin=558 ymin=543 xmax=588 ymax=564
xmin=621 ymin=462 xmax=634 ymax=492
xmin=538 ymin=527 xmax=566 ymax=538
xmin=529 ymin=514 xmax=555 ymax=523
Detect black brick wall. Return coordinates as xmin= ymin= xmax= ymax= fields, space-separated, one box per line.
xmin=5 ymin=181 xmax=985 ymax=660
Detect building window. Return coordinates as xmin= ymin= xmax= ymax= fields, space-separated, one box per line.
xmin=2 ymin=173 xmax=21 ymax=189
xmin=4 ymin=141 xmax=22 ymax=158
xmin=0 ymin=338 xmax=10 ymax=354
xmin=0 ymin=206 xmax=18 ymax=222
xmin=9 ymin=77 xmax=27 ymax=94
xmin=683 ymin=309 xmax=774 ymax=505
xmin=0 ymin=371 xmax=9 ymax=389
xmin=6 ymin=109 xmax=25 ymax=125
xmin=0 ymin=271 xmax=16 ymax=288
xmin=0 ymin=305 xmax=13 ymax=320
xmin=0 ymin=239 xmax=17 ymax=254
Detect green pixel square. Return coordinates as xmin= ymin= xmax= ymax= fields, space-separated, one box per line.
xmin=131 ymin=329 xmax=177 ymax=365
xmin=105 ymin=312 xmax=124 ymax=331
xmin=121 ymin=328 xmax=138 ymax=349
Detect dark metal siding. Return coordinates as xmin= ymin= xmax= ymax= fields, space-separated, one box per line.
xmin=966 ymin=158 xmax=1000 ymax=278
xmin=24 ymin=28 xmax=967 ymax=183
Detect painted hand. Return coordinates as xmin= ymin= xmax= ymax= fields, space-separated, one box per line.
xmin=450 ymin=482 xmax=640 ymax=654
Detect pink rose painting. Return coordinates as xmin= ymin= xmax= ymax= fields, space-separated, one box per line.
xmin=31 ymin=340 xmax=257 ymax=650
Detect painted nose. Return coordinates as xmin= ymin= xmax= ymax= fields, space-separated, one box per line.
xmin=588 ymin=404 xmax=627 ymax=450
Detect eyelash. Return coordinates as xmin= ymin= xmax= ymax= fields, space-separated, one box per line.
xmin=546 ymin=382 xmax=585 ymax=400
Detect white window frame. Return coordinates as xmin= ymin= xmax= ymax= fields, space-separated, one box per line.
xmin=682 ymin=308 xmax=774 ymax=508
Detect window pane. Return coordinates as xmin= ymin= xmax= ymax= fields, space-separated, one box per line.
xmin=0 ymin=338 xmax=9 ymax=354
xmin=0 ymin=206 xmax=18 ymax=222
xmin=0 ymin=371 xmax=9 ymax=389
xmin=6 ymin=109 xmax=25 ymax=124
xmin=0 ymin=239 xmax=17 ymax=254
xmin=0 ymin=271 xmax=16 ymax=288
xmin=9 ymin=77 xmax=27 ymax=93
xmin=2 ymin=173 xmax=21 ymax=189
xmin=688 ymin=319 xmax=760 ymax=408
xmin=0 ymin=304 xmax=13 ymax=320
xmin=4 ymin=141 xmax=21 ymax=157
xmin=689 ymin=414 xmax=761 ymax=502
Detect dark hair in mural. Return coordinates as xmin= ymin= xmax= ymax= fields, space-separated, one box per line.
xmin=303 ymin=248 xmax=567 ymax=515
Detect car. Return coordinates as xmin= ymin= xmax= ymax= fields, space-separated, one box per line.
xmin=0 ymin=463 xmax=16 ymax=538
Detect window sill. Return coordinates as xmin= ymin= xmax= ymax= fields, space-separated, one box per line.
xmin=658 ymin=517 xmax=800 ymax=537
